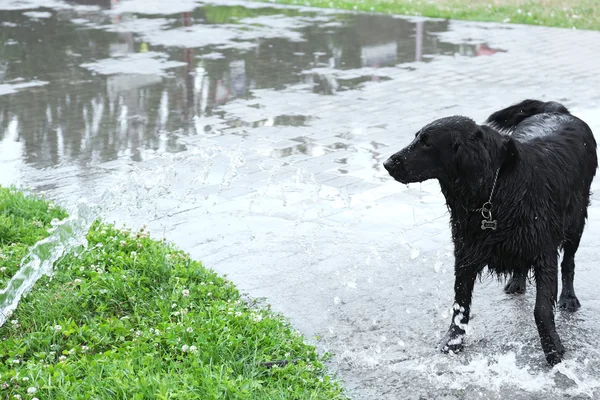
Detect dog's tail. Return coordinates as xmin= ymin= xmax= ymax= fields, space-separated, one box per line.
xmin=485 ymin=99 xmax=570 ymax=132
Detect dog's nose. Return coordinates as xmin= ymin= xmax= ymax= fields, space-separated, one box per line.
xmin=383 ymin=158 xmax=395 ymax=171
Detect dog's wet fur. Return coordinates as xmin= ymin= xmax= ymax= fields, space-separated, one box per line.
xmin=384 ymin=99 xmax=598 ymax=366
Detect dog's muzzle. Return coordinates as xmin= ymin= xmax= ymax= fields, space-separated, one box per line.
xmin=384 ymin=156 xmax=412 ymax=184
xmin=383 ymin=157 xmax=398 ymax=172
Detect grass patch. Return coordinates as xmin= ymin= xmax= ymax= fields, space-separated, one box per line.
xmin=0 ymin=188 xmax=67 ymax=288
xmin=259 ymin=0 xmax=600 ymax=31
xmin=0 ymin=186 xmax=346 ymax=399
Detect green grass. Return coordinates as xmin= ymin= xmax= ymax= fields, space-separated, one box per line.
xmin=0 ymin=188 xmax=68 ymax=288
xmin=258 ymin=0 xmax=600 ymax=31
xmin=0 ymin=186 xmax=346 ymax=399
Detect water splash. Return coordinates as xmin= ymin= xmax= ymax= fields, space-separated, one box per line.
xmin=0 ymin=198 xmax=99 ymax=327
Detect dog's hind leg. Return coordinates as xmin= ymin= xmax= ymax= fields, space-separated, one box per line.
xmin=558 ymin=209 xmax=586 ymax=312
xmin=534 ymin=251 xmax=564 ymax=366
xmin=504 ymin=269 xmax=527 ymax=294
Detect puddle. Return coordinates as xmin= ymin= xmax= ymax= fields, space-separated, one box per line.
xmin=0 ymin=1 xmax=503 ymax=170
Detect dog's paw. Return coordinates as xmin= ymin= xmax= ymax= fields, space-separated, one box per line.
xmin=558 ymin=293 xmax=581 ymax=312
xmin=504 ymin=277 xmax=526 ymax=294
xmin=545 ymin=346 xmax=565 ymax=367
xmin=438 ymin=330 xmax=465 ymax=354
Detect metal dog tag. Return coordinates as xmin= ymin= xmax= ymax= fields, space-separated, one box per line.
xmin=481 ymin=220 xmax=497 ymax=230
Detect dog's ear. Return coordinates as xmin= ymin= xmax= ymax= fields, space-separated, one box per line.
xmin=452 ymin=139 xmax=477 ymax=175
xmin=452 ymin=140 xmax=486 ymax=195
xmin=502 ymin=136 xmax=520 ymax=167
xmin=470 ymin=128 xmax=483 ymax=140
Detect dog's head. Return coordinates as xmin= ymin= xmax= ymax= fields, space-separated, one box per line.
xmin=383 ymin=116 xmax=518 ymax=185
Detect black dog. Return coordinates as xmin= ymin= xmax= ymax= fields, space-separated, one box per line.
xmin=383 ymin=100 xmax=597 ymax=366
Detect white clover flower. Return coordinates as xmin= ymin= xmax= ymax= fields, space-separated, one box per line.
xmin=171 ymin=303 xmax=177 ymax=309
xmin=186 ymin=327 xmax=193 ymax=333
xmin=189 ymin=345 xmax=198 ymax=353
xmin=251 ymin=313 xmax=262 ymax=323
xmin=74 ymin=279 xmax=82 ymax=284
xmin=181 ymin=345 xmax=189 ymax=353
xmin=59 ymin=355 xmax=67 ymax=362
xmin=81 ymin=345 xmax=89 ymax=352
xmin=182 ymin=289 xmax=190 ymax=297
xmin=22 ymin=377 xmax=29 ymax=382
xmin=235 ymin=312 xmax=242 ymax=317
xmin=27 ymin=387 xmax=37 ymax=394
xmin=53 ymin=325 xmax=62 ymax=332
xmin=131 ymin=251 xmax=137 ymax=257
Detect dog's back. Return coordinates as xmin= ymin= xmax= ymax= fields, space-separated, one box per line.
xmin=485 ymin=99 xmax=571 ymax=133
xmin=486 ymin=99 xmax=597 ymax=176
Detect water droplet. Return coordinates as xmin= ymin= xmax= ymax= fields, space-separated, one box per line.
xmin=410 ymin=248 xmax=420 ymax=260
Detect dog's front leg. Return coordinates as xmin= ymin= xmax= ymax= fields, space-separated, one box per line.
xmin=438 ymin=264 xmax=479 ymax=354
xmin=534 ymin=251 xmax=565 ymax=366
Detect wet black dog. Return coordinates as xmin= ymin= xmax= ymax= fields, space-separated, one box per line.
xmin=383 ymin=100 xmax=598 ymax=366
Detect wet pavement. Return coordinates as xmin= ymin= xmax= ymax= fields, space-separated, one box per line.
xmin=2 ymin=0 xmax=600 ymax=399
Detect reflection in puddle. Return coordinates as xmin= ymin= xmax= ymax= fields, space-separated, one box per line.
xmin=226 ymin=114 xmax=313 ymax=129
xmin=270 ymin=141 xmax=330 ymax=159
xmin=308 ymin=73 xmax=392 ymax=95
xmin=0 ymin=1 xmax=505 ymax=169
